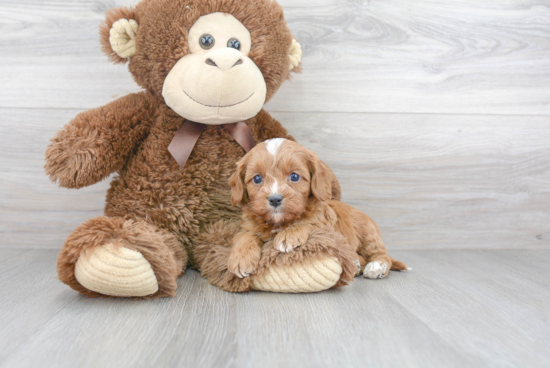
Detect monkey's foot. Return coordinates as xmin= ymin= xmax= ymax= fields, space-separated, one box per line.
xmin=75 ymin=243 xmax=159 ymax=297
xmin=249 ymin=227 xmax=359 ymax=293
xmin=250 ymin=256 xmax=342 ymax=293
xmin=195 ymin=222 xmax=358 ymax=293
xmin=57 ymin=216 xmax=186 ymax=298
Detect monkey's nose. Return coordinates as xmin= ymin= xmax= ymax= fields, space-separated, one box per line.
xmin=205 ymin=54 xmax=243 ymax=71
xmin=205 ymin=58 xmax=243 ymax=71
xmin=268 ymin=194 xmax=284 ymax=208
xmin=205 ymin=58 xmax=218 ymax=67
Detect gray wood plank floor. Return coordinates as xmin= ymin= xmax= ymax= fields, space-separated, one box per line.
xmin=1 ymin=249 xmax=549 ymax=368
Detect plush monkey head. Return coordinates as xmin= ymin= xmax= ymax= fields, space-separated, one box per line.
xmin=100 ymin=0 xmax=302 ymax=125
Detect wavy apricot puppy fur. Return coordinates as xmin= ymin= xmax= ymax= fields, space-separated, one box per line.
xmin=228 ymin=139 xmax=409 ymax=281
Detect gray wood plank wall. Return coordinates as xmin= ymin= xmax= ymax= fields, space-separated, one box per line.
xmin=1 ymin=0 xmax=549 ymax=250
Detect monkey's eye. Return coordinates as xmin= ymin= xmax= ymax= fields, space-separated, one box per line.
xmin=200 ymin=34 xmax=215 ymax=49
xmin=253 ymin=174 xmax=263 ymax=185
xmin=289 ymin=173 xmax=301 ymax=182
xmin=227 ymin=38 xmax=241 ymax=50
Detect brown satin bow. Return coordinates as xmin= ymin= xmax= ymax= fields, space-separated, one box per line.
xmin=168 ymin=121 xmax=256 ymax=168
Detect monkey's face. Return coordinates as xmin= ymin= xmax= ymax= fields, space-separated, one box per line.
xmin=100 ymin=0 xmax=303 ymax=125
xmin=162 ymin=13 xmax=267 ymax=125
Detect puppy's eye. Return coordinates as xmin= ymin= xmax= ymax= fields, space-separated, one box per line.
xmin=253 ymin=174 xmax=263 ymax=184
xmin=200 ymin=34 xmax=215 ymax=49
xmin=289 ymin=173 xmax=301 ymax=182
xmin=227 ymin=38 xmax=241 ymax=50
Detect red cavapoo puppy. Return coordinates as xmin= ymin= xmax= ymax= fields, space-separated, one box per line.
xmin=228 ymin=138 xmax=409 ymax=280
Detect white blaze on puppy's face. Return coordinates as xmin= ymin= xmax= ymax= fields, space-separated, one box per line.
xmin=268 ymin=176 xmax=283 ymax=222
xmin=269 ymin=179 xmax=280 ymax=195
xmin=265 ymin=138 xmax=286 ymax=158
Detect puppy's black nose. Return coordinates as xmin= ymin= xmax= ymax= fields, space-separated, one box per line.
xmin=268 ymin=194 xmax=283 ymax=208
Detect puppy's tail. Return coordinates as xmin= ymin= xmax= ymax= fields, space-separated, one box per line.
xmin=390 ymin=257 xmax=410 ymax=271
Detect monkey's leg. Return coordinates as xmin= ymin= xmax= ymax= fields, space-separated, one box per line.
xmin=194 ymin=221 xmax=252 ymax=292
xmin=57 ymin=216 xmax=187 ymax=298
xmin=195 ymin=223 xmax=358 ymax=293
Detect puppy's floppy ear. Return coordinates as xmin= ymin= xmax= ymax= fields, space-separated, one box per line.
xmin=230 ymin=157 xmax=249 ymax=206
xmin=309 ymin=153 xmax=337 ymax=202
xmin=100 ymin=7 xmax=140 ymax=64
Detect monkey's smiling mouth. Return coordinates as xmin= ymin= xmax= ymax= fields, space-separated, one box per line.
xmin=183 ymin=90 xmax=255 ymax=108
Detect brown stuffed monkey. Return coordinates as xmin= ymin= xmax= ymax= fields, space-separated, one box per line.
xmin=45 ymin=0 xmax=358 ymax=298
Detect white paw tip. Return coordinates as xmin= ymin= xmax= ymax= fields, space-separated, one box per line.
xmin=277 ymin=243 xmax=293 ymax=253
xmin=363 ymin=261 xmax=388 ymax=279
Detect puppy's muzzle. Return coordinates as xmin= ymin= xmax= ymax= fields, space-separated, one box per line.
xmin=268 ymin=194 xmax=283 ymax=208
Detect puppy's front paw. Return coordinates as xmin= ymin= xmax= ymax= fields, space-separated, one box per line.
xmin=274 ymin=228 xmax=310 ymax=253
xmin=228 ymin=251 xmax=260 ymax=279
xmin=363 ymin=261 xmax=388 ymax=279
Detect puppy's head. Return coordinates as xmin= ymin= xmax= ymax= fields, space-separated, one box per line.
xmin=230 ymin=138 xmax=335 ymax=224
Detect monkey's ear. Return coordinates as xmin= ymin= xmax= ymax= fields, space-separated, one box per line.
xmin=100 ymin=7 xmax=139 ymax=64
xmin=288 ymin=39 xmax=303 ymax=72
xmin=230 ymin=158 xmax=249 ymax=206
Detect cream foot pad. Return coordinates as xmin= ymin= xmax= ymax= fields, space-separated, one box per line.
xmin=75 ymin=243 xmax=159 ymax=297
xmin=250 ymin=256 xmax=342 ymax=293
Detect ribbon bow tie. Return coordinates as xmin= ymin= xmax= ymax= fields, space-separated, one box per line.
xmin=168 ymin=121 xmax=256 ymax=168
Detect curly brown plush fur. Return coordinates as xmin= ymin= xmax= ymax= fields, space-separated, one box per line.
xmin=194 ymin=221 xmax=252 ymax=292
xmin=223 ymin=139 xmax=406 ymax=289
xmin=47 ymin=0 xmax=353 ymax=298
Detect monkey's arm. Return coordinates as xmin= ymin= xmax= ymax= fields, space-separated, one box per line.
xmin=249 ymin=109 xmax=341 ymax=200
xmin=45 ymin=92 xmax=157 ymax=189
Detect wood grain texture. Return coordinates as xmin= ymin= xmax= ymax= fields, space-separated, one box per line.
xmin=275 ymin=111 xmax=550 ymax=250
xmin=0 ymin=108 xmax=109 ymax=249
xmin=269 ymin=0 xmax=550 ymax=115
xmin=0 ymin=0 xmax=549 ymax=114
xmin=1 ymin=0 xmax=548 ymax=250
xmin=2 ymin=108 xmax=548 ymax=250
xmin=1 ymin=249 xmax=549 ymax=367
